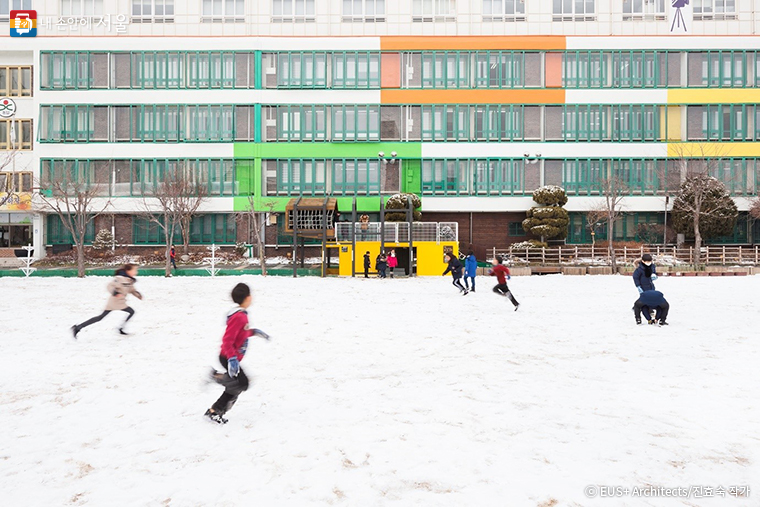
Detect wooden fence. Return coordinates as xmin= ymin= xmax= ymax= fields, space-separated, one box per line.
xmin=491 ymin=245 xmax=760 ymax=266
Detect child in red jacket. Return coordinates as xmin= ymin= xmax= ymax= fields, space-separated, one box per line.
xmin=489 ymin=257 xmax=520 ymax=311
xmin=205 ymin=283 xmax=270 ymax=425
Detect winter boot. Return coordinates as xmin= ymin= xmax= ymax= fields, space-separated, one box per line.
xmin=71 ymin=325 xmax=80 ymax=339
xmin=658 ymin=319 xmax=669 ymax=326
xmin=204 ymin=409 xmax=228 ymax=425
xmin=118 ymin=328 xmax=130 ymax=336
xmin=635 ymin=317 xmax=642 ymax=325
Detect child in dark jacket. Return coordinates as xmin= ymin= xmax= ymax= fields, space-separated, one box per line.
xmin=489 ymin=257 xmax=520 ymax=310
xmin=633 ymin=253 xmax=658 ymax=293
xmin=633 ymin=290 xmax=669 ymax=326
xmin=443 ymin=253 xmax=468 ymax=295
xmin=205 ymin=283 xmax=270 ymax=425
xmin=363 ymin=251 xmax=371 ymax=278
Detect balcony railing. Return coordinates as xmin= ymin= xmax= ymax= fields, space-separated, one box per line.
xmin=335 ymin=222 xmax=458 ymax=243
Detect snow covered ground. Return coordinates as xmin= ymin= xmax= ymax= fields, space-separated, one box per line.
xmin=0 ymin=274 xmax=757 ymax=507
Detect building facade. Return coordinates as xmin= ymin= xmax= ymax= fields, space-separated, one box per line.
xmin=2 ymin=0 xmax=760 ymax=259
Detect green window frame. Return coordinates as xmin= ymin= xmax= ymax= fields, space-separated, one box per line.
xmin=276 ymin=105 xmax=327 ymax=141
xmin=332 ymin=52 xmax=381 ymax=89
xmin=274 ymin=158 xmax=327 ymax=195
xmin=474 ymin=159 xmax=524 ymax=195
xmin=421 ymin=105 xmax=469 ymax=141
xmin=189 ymin=52 xmax=236 ymax=88
xmin=563 ymin=105 xmax=607 ymax=141
xmin=277 ymin=52 xmax=328 ymax=89
xmin=132 ymin=51 xmax=183 ymax=89
xmin=709 ymin=158 xmax=754 ymax=196
xmin=332 ymin=105 xmax=380 ymax=141
xmin=47 ymin=214 xmax=96 ymax=245
xmin=702 ymin=104 xmax=747 ymax=141
xmin=186 ymin=105 xmax=234 ymax=142
xmin=331 ymin=159 xmax=381 ymax=195
xmin=610 ymin=159 xmax=660 ymax=195
xmin=420 ymin=51 xmax=469 ymax=89
xmin=612 ymin=105 xmax=659 ymax=141
xmin=474 ymin=51 xmax=525 ymax=88
xmin=702 ymin=51 xmax=746 ymax=87
xmin=133 ymin=216 xmax=170 ymax=245
xmin=189 ymin=214 xmax=237 ymax=244
xmin=40 ymin=105 xmax=94 ymax=142
xmin=508 ymin=222 xmax=524 ymax=236
xmin=41 ymin=52 xmax=91 ymax=89
xmin=135 ymin=105 xmax=182 ymax=142
xmin=611 ymin=51 xmax=660 ymax=88
xmin=562 ymin=159 xmax=604 ymax=195
xmin=563 ymin=51 xmax=607 ymax=88
xmin=474 ymin=105 xmax=523 ymax=141
xmin=420 ymin=159 xmax=469 ymax=196
xmin=707 ymin=213 xmax=749 ymax=244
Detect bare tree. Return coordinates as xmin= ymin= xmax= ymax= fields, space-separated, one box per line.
xmin=0 ymin=149 xmax=20 ymax=208
xmin=750 ymin=196 xmax=760 ymax=221
xmin=671 ymin=145 xmax=738 ymax=266
xmin=139 ymin=165 xmax=208 ymax=277
xmin=234 ymin=196 xmax=277 ymax=276
xmin=37 ymin=177 xmax=111 ymax=278
xmin=587 ymin=174 xmax=628 ymax=272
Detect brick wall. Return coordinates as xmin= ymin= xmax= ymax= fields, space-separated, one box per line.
xmin=424 ymin=212 xmax=530 ymax=259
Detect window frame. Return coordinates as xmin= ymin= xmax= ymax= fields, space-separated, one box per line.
xmin=201 ymin=0 xmax=245 ymax=23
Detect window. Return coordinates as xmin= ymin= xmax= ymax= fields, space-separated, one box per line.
xmin=343 ymin=0 xmax=385 ymax=21
xmin=482 ymin=0 xmax=525 ymax=21
xmin=701 ymin=51 xmax=745 ymax=87
xmin=47 ymin=214 xmax=95 ymax=245
xmin=563 ymin=106 xmax=607 ymax=141
xmin=0 ymin=66 xmax=32 ymax=96
xmin=693 ymin=0 xmax=736 ymax=19
xmin=332 ymin=159 xmax=381 ymax=195
xmin=412 ymin=0 xmax=455 ymax=21
xmin=0 ymin=119 xmax=33 ymax=150
xmin=475 ymin=51 xmax=524 ymax=88
xmin=186 ymin=106 xmax=234 ymax=141
xmin=553 ymin=0 xmax=595 ymax=20
xmin=421 ymin=159 xmax=468 ymax=195
xmin=474 ymin=105 xmax=523 ymax=141
xmin=272 ymin=0 xmax=315 ymax=21
xmin=188 ymin=215 xmax=237 ymax=244
xmin=277 ymin=105 xmax=327 ymax=141
xmin=332 ymin=106 xmax=380 ymax=141
xmin=202 ymin=0 xmax=245 ymax=22
xmin=474 ymin=159 xmax=524 ymax=195
xmin=135 ymin=105 xmax=181 ymax=142
xmin=132 ymin=52 xmax=183 ymax=88
xmin=611 ymin=159 xmax=659 ymax=194
xmin=421 ymin=52 xmax=469 ymax=89
xmin=0 ymin=171 xmax=32 ymax=193
xmin=422 ymin=105 xmax=469 ymax=141
xmin=702 ymin=105 xmax=746 ymax=141
xmin=622 ymin=0 xmax=665 ymax=19
xmin=332 ymin=52 xmax=381 ymax=89
xmin=612 ymin=105 xmax=659 ymax=141
xmin=563 ymin=51 xmax=606 ymax=88
xmin=273 ymin=159 xmax=327 ymax=195
xmin=277 ymin=52 xmax=327 ymax=88
xmin=132 ymin=0 xmax=174 ymax=23
xmin=612 ymin=51 xmax=659 ymax=88
xmin=60 ymin=0 xmax=104 ymax=15
xmin=0 ymin=0 xmax=32 ymax=20
xmin=562 ymin=159 xmax=604 ymax=195
xmin=508 ymin=222 xmax=524 ymax=236
xmin=40 ymin=106 xmax=97 ymax=142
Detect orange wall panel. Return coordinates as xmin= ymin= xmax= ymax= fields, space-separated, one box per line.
xmin=380 ymin=36 xmax=566 ymax=51
xmin=381 ymin=53 xmax=401 ymax=88
xmin=380 ymin=89 xmax=565 ymax=105
xmin=545 ymin=52 xmax=563 ymax=88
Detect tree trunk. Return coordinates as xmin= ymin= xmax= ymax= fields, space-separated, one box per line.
xmin=254 ymin=213 xmax=267 ymax=276
xmin=608 ymin=218 xmax=616 ymax=272
xmin=165 ymin=222 xmax=174 ymax=277
xmin=693 ymin=215 xmax=702 ymax=267
xmin=76 ymin=242 xmax=86 ymax=278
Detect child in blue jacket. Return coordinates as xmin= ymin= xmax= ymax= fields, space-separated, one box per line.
xmin=463 ymin=250 xmax=477 ymax=292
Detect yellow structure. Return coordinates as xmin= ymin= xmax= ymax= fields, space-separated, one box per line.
xmin=334 ymin=222 xmax=459 ymax=277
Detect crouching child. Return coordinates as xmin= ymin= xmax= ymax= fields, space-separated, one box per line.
xmin=633 ymin=290 xmax=669 ymax=326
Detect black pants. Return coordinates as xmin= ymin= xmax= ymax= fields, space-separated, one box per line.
xmin=452 ymin=277 xmax=466 ymax=291
xmin=364 ymin=266 xmax=369 ymax=278
xmin=171 ymin=258 xmax=177 ymax=269
xmin=77 ymin=307 xmax=135 ymax=331
xmin=634 ymin=301 xmax=669 ymax=322
xmin=212 ymin=355 xmax=249 ymax=415
xmin=493 ymin=284 xmax=519 ymax=307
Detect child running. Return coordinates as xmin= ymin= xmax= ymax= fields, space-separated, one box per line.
xmin=71 ymin=263 xmax=143 ymax=338
xmin=443 ymin=252 xmax=468 ymax=295
xmin=489 ymin=257 xmax=520 ymax=311
xmin=205 ymin=282 xmax=270 ymax=425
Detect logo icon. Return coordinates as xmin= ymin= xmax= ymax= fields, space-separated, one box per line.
xmin=10 ymin=10 xmax=37 ymax=37
xmin=0 ymin=98 xmax=17 ymax=119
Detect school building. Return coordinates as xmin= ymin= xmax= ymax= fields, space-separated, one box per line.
xmin=1 ymin=0 xmax=760 ymax=261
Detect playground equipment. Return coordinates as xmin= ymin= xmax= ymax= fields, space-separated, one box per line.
xmin=285 ymin=197 xmax=338 ymax=277
xmin=19 ymin=244 xmax=36 ymax=277
xmin=204 ymin=244 xmax=220 ymax=276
